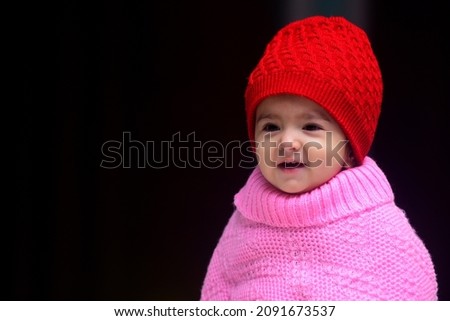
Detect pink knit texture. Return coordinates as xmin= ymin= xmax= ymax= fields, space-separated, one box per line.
xmin=201 ymin=158 xmax=437 ymax=300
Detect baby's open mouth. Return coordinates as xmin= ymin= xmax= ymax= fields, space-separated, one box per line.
xmin=278 ymin=161 xmax=304 ymax=169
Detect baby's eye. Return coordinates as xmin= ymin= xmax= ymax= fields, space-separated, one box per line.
xmin=262 ymin=123 xmax=280 ymax=132
xmin=303 ymin=123 xmax=323 ymax=131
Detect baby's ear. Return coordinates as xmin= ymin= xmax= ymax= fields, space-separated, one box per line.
xmin=343 ymin=145 xmax=357 ymax=168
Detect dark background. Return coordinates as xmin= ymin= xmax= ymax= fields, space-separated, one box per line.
xmin=15 ymin=0 xmax=449 ymax=300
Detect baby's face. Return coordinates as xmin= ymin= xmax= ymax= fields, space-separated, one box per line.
xmin=254 ymin=95 xmax=349 ymax=194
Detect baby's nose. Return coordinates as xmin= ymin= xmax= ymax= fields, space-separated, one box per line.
xmin=279 ymin=130 xmax=302 ymax=151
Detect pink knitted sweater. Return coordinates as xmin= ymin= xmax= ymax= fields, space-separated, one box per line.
xmin=201 ymin=157 xmax=437 ymax=300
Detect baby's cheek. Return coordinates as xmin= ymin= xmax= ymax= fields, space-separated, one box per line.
xmin=256 ymin=145 xmax=277 ymax=169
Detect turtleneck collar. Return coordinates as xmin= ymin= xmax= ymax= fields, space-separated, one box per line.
xmin=234 ymin=157 xmax=394 ymax=228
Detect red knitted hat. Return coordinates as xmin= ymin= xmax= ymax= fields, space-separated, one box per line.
xmin=245 ymin=16 xmax=383 ymax=164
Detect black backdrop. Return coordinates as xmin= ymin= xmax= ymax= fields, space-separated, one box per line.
xmin=16 ymin=0 xmax=449 ymax=300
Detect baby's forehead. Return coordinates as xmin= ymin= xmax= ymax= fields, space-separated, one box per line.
xmin=255 ymin=95 xmax=334 ymax=121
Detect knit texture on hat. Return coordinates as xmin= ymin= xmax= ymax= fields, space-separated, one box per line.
xmin=245 ymin=16 xmax=383 ymax=164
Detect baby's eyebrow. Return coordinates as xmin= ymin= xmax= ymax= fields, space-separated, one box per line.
xmin=302 ymin=111 xmax=332 ymax=122
xmin=255 ymin=113 xmax=275 ymax=122
xmin=255 ymin=110 xmax=332 ymax=123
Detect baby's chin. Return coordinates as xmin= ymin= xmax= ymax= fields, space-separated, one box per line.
xmin=267 ymin=179 xmax=315 ymax=195
xmin=278 ymin=185 xmax=312 ymax=195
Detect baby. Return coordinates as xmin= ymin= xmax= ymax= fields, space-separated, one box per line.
xmin=201 ymin=16 xmax=437 ymax=300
